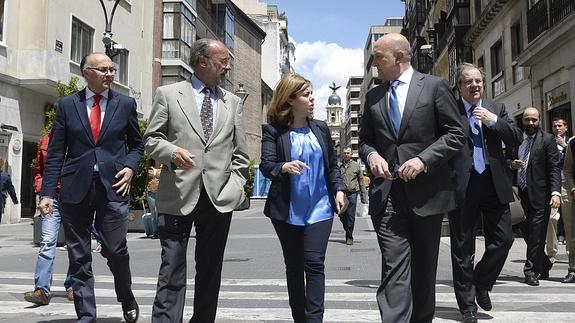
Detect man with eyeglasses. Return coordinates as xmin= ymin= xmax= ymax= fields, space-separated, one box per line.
xmin=38 ymin=52 xmax=143 ymax=323
xmin=447 ymin=62 xmax=523 ymax=322
xmin=144 ymin=38 xmax=249 ymax=322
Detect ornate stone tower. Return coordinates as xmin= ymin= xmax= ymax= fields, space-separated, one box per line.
xmin=326 ymin=82 xmax=343 ymax=152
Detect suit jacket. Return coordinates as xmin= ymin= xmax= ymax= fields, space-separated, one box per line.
xmin=508 ymin=130 xmax=561 ymax=210
xmin=41 ymin=89 xmax=143 ymax=204
xmin=449 ymin=99 xmax=523 ymax=206
xmin=0 ymin=171 xmax=18 ymax=205
xmin=260 ymin=119 xmax=346 ymax=221
xmin=358 ymin=70 xmax=466 ymax=217
xmin=144 ymin=80 xmax=249 ymax=215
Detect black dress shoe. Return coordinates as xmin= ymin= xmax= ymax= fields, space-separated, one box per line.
xmin=462 ymin=311 xmax=478 ymax=323
xmin=539 ymin=270 xmax=550 ymax=280
xmin=122 ymin=299 xmax=139 ymax=323
xmin=525 ymin=275 xmax=539 ymax=286
xmin=562 ymin=273 xmax=575 ymax=283
xmin=476 ymin=289 xmax=492 ymax=311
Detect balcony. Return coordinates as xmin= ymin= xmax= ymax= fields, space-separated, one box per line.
xmin=465 ymin=0 xmax=509 ymax=46
xmin=528 ymin=0 xmax=575 ymax=42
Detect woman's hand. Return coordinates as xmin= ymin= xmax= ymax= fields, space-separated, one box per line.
xmin=281 ymin=160 xmax=310 ymax=175
xmin=335 ymin=191 xmax=348 ymax=215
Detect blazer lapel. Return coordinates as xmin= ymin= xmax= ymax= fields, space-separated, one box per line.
xmin=73 ymin=89 xmax=95 ymax=144
xmin=98 ymin=90 xmax=119 ymax=143
xmin=528 ymin=131 xmax=543 ymax=165
xmin=208 ymin=87 xmax=231 ymax=145
xmin=309 ymin=120 xmax=329 ymax=167
xmin=398 ymin=72 xmax=424 ymax=139
xmin=377 ymin=83 xmax=397 ymax=139
xmin=176 ymin=81 xmax=206 ymax=144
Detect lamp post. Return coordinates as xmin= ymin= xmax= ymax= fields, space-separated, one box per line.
xmin=99 ymin=0 xmax=121 ymax=58
xmin=235 ymin=83 xmax=249 ymax=105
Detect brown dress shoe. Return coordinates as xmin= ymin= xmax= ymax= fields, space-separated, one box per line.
xmin=24 ymin=289 xmax=50 ymax=305
xmin=346 ymin=238 xmax=353 ymax=245
xmin=66 ymin=288 xmax=74 ymax=301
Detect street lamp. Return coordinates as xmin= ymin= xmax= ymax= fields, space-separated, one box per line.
xmin=235 ymin=83 xmax=249 ymax=105
xmin=99 ymin=0 xmax=123 ymax=58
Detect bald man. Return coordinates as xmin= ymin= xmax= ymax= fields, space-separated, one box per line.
xmin=359 ymin=33 xmax=465 ymax=322
xmin=510 ymin=107 xmax=561 ymax=286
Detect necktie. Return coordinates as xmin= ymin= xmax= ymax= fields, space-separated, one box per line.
xmin=200 ymin=87 xmax=213 ymax=141
xmin=469 ymin=105 xmax=485 ymax=174
xmin=389 ymin=80 xmax=401 ymax=137
xmin=518 ymin=136 xmax=533 ymax=190
xmin=90 ymin=94 xmax=102 ymax=142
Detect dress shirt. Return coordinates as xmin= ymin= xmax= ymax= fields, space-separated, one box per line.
xmin=388 ymin=66 xmax=413 ymax=118
xmin=191 ymin=74 xmax=217 ymax=126
xmin=85 ymin=88 xmax=109 ymax=127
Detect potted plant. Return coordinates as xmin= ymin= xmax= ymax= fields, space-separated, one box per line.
xmin=127 ymin=119 xmax=149 ymax=232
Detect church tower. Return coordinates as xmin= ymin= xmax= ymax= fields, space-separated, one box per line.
xmin=325 ymin=82 xmax=343 ymax=152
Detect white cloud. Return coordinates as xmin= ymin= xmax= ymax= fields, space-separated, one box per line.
xmin=291 ymin=38 xmax=364 ymax=120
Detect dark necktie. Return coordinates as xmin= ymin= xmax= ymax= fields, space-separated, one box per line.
xmin=518 ymin=136 xmax=533 ymax=190
xmin=389 ymin=80 xmax=401 ymax=137
xmin=90 ymin=94 xmax=102 ymax=142
xmin=468 ymin=105 xmax=485 ymax=173
xmin=200 ymin=87 xmax=213 ymax=141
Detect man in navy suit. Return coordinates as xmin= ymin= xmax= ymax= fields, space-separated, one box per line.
xmin=359 ymin=33 xmax=465 ymax=323
xmin=39 ymin=52 xmax=143 ymax=323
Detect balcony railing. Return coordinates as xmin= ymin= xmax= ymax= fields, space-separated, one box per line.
xmin=527 ymin=0 xmax=575 ymax=42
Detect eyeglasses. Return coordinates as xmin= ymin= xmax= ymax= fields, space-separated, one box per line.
xmin=463 ymin=79 xmax=483 ymax=87
xmin=203 ymin=55 xmax=230 ymax=66
xmin=85 ymin=67 xmax=117 ymax=74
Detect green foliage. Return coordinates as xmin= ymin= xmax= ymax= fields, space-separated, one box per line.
xmin=129 ymin=119 xmax=149 ymax=210
xmin=55 ymin=76 xmax=81 ymax=97
xmin=244 ymin=160 xmax=255 ymax=198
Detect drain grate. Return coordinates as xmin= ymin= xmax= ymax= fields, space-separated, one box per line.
xmin=350 ymin=248 xmax=377 ymax=253
xmin=334 ymin=266 xmax=351 ymax=271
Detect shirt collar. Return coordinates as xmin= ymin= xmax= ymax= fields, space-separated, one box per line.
xmin=86 ymin=87 xmax=109 ymax=101
xmin=462 ymin=98 xmax=482 ymax=113
xmin=523 ymin=132 xmax=535 ymax=140
xmin=191 ymin=74 xmax=216 ymax=95
xmin=396 ymin=66 xmax=414 ymax=86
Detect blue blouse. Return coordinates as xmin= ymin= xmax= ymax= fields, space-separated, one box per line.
xmin=287 ymin=126 xmax=334 ymax=226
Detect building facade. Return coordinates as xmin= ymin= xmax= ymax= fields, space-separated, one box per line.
xmin=0 ymin=0 xmax=154 ymax=223
xmin=342 ymin=76 xmax=363 ymax=159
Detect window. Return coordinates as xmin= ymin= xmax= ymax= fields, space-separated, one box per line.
xmin=490 ymin=40 xmax=503 ymax=76
xmin=0 ymin=0 xmax=5 ymax=42
xmin=510 ymin=21 xmax=522 ymax=60
xmin=112 ymin=49 xmax=128 ymax=85
xmin=70 ymin=17 xmax=94 ymax=64
xmin=162 ymin=3 xmax=196 ymax=65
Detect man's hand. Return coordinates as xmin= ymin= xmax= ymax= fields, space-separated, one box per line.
xmin=368 ymin=153 xmax=392 ymax=179
xmin=398 ymin=157 xmax=425 ymax=181
xmin=555 ymin=135 xmax=567 ymax=148
xmin=281 ymin=160 xmax=310 ymax=175
xmin=472 ymin=107 xmax=497 ymax=124
xmin=113 ymin=167 xmax=134 ymax=197
xmin=511 ymin=160 xmax=524 ymax=170
xmin=38 ymin=197 xmax=54 ymax=216
xmin=335 ymin=191 xmax=348 ymax=214
xmin=550 ymin=195 xmax=561 ymax=209
xmin=172 ymin=147 xmax=196 ymax=170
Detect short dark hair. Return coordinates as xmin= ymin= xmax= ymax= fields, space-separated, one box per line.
xmin=79 ymin=54 xmax=90 ymax=71
xmin=552 ymin=117 xmax=567 ymax=125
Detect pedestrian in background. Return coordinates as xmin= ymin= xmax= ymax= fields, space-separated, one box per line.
xmin=144 ymin=38 xmax=249 ymax=323
xmin=24 ymin=133 xmax=74 ymax=305
xmin=338 ymin=146 xmax=365 ymax=245
xmin=509 ymin=107 xmax=561 ymax=286
xmin=0 ymin=160 xmax=18 ymax=223
xmin=260 ymin=73 xmax=347 ymax=323
xmin=143 ymin=158 xmax=161 ymax=238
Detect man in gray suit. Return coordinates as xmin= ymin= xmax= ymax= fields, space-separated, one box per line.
xmin=144 ymin=39 xmax=249 ymax=323
xmin=359 ymin=33 xmax=465 ymax=323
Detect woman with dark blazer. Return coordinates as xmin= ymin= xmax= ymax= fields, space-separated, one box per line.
xmin=260 ymin=73 xmax=347 ymax=323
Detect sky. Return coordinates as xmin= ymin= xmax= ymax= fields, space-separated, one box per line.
xmin=269 ymin=0 xmax=406 ymax=120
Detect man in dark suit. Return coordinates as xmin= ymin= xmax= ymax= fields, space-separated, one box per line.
xmin=448 ymin=63 xmax=523 ymax=322
xmin=358 ymin=33 xmax=465 ymax=323
xmin=510 ymin=107 xmax=561 ymax=286
xmin=39 ymin=52 xmax=143 ymax=323
xmin=0 ymin=166 xmax=19 ymax=223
